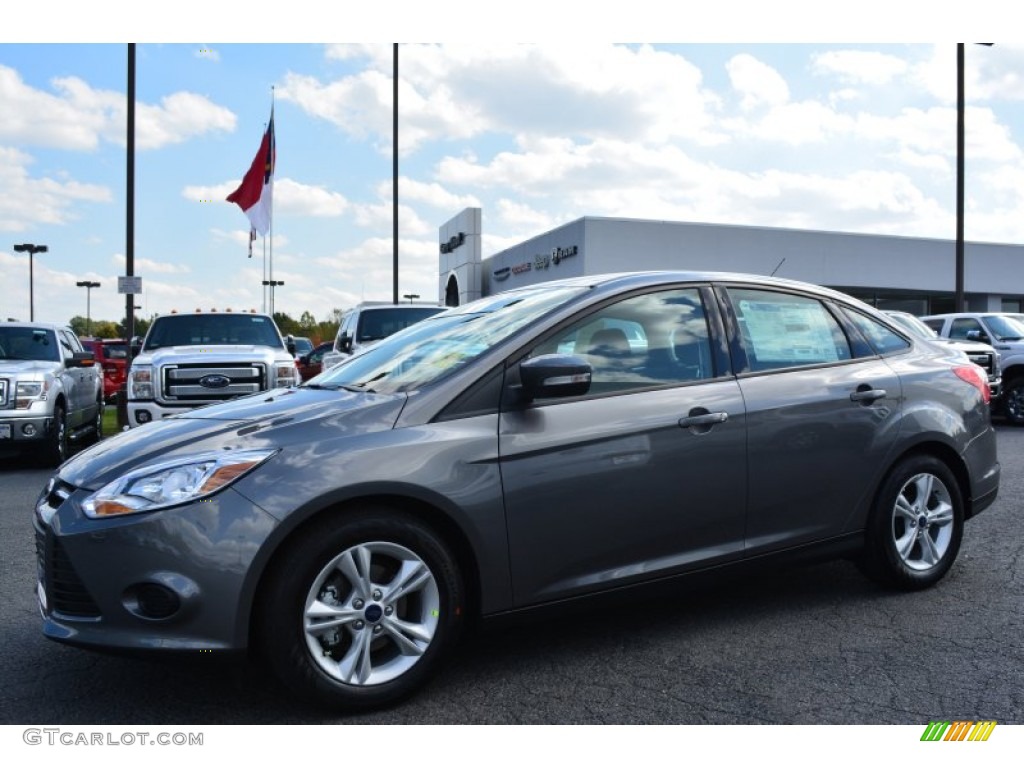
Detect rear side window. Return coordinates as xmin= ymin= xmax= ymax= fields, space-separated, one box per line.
xmin=727 ymin=288 xmax=852 ymax=371
xmin=843 ymin=309 xmax=911 ymax=355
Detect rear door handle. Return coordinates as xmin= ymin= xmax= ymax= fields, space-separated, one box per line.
xmin=678 ymin=411 xmax=729 ymax=433
xmin=850 ymin=386 xmax=887 ymax=403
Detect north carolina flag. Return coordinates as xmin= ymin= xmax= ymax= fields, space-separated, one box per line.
xmin=227 ymin=109 xmax=275 ymax=236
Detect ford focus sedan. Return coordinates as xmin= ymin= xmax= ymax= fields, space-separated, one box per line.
xmin=34 ymin=272 xmax=999 ymax=711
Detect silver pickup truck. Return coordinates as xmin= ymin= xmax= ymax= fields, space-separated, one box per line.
xmin=0 ymin=321 xmax=103 ymax=465
xmin=125 ymin=310 xmax=300 ymax=428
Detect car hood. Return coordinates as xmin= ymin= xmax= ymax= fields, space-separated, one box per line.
xmin=138 ymin=345 xmax=292 ymax=364
xmin=58 ymin=386 xmax=407 ymax=489
xmin=0 ymin=359 xmax=60 ymax=377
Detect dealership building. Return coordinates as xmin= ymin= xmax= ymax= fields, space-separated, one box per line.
xmin=437 ymin=207 xmax=1024 ymax=315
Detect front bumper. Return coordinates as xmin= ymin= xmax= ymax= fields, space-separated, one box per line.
xmin=35 ymin=478 xmax=278 ymax=652
xmin=0 ymin=413 xmax=54 ymax=446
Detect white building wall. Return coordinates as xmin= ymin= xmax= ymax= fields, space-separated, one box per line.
xmin=478 ymin=216 xmax=1024 ymax=309
xmin=437 ymin=208 xmax=483 ymax=306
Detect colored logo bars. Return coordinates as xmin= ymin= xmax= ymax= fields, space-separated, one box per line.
xmin=921 ymin=721 xmax=997 ymax=742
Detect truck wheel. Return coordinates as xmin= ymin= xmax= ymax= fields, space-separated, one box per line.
xmin=257 ymin=508 xmax=464 ymax=711
xmin=1002 ymin=377 xmax=1024 ymax=426
xmin=87 ymin=398 xmax=104 ymax=445
xmin=41 ymin=403 xmax=69 ymax=467
xmin=858 ymin=454 xmax=963 ymax=590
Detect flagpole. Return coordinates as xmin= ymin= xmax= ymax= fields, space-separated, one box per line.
xmin=269 ymin=87 xmax=275 ymax=317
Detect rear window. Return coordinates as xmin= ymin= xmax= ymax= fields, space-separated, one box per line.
xmin=356 ymin=307 xmax=444 ymax=343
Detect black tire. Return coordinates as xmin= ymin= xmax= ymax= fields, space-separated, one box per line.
xmin=40 ymin=402 xmax=69 ymax=467
xmin=256 ymin=508 xmax=464 ymax=711
xmin=87 ymin=398 xmax=104 ymax=445
xmin=859 ymin=455 xmax=964 ymax=590
xmin=1002 ymin=376 xmax=1024 ymax=426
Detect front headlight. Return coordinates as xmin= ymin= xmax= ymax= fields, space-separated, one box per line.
xmin=16 ymin=380 xmax=49 ymax=409
xmin=82 ymin=449 xmax=277 ymax=518
xmin=128 ymin=365 xmax=153 ymax=399
xmin=274 ymin=362 xmax=299 ymax=387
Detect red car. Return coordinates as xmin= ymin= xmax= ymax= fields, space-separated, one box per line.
xmin=79 ymin=338 xmax=129 ymax=403
xmin=297 ymin=341 xmax=333 ymax=381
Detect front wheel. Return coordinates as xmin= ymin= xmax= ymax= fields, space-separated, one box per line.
xmin=859 ymin=455 xmax=963 ymax=590
xmin=257 ymin=509 xmax=464 ymax=711
xmin=39 ymin=403 xmax=68 ymax=467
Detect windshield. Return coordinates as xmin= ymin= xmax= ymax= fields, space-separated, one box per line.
xmin=983 ymin=315 xmax=1024 ymax=341
xmin=0 ymin=327 xmax=60 ymax=362
xmin=311 ymin=286 xmax=587 ymax=394
xmin=144 ymin=314 xmax=284 ymax=350
xmin=356 ymin=307 xmax=445 ymax=343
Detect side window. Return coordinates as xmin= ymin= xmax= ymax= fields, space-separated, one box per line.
xmin=949 ymin=317 xmax=982 ymax=340
xmin=843 ymin=309 xmax=911 ymax=355
xmin=58 ymin=330 xmax=80 ymax=359
xmin=529 ymin=288 xmax=714 ymax=397
xmin=728 ymin=288 xmax=852 ymax=371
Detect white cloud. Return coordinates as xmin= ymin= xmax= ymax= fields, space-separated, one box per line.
xmin=185 ymin=178 xmax=350 ymax=218
xmin=0 ymin=145 xmax=111 ymax=232
xmin=812 ymin=50 xmax=909 ymax=85
xmin=0 ymin=64 xmax=236 ymax=151
xmin=727 ymin=54 xmax=790 ymax=111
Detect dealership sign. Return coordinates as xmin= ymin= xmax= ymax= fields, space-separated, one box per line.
xmin=494 ymin=245 xmax=578 ymax=281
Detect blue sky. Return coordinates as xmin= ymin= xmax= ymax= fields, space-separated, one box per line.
xmin=3 ymin=3 xmax=1024 ymax=329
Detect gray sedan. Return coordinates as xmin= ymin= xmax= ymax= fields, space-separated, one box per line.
xmin=34 ymin=272 xmax=999 ymax=711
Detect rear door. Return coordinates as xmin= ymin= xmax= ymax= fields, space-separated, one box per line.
xmin=499 ymin=285 xmax=748 ymax=607
xmin=718 ymin=285 xmax=904 ymax=552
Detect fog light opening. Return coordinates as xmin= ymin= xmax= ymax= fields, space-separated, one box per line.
xmin=124 ymin=583 xmax=181 ymax=620
xmin=22 ymin=423 xmax=38 ymax=437
xmin=135 ymin=410 xmax=152 ymax=424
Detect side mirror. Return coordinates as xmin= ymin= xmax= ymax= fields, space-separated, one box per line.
xmin=69 ymin=351 xmax=95 ymax=368
xmin=339 ymin=333 xmax=352 ymax=354
xmin=519 ymin=354 xmax=591 ymax=401
xmin=965 ymin=330 xmax=988 ymax=343
xmin=131 ymin=337 xmax=142 ymax=356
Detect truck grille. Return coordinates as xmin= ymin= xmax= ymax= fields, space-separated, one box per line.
xmin=35 ymin=526 xmax=101 ymax=618
xmin=0 ymin=378 xmax=7 ymax=407
xmin=160 ymin=363 xmax=266 ymax=405
xmin=966 ymin=351 xmax=998 ymax=380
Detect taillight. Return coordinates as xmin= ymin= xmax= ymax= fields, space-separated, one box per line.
xmin=953 ymin=365 xmax=990 ymax=404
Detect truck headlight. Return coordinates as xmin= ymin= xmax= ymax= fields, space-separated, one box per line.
xmin=15 ymin=380 xmax=49 ymax=409
xmin=128 ymin=365 xmax=153 ymax=399
xmin=82 ymin=449 xmax=277 ymax=518
xmin=274 ymin=362 xmax=299 ymax=387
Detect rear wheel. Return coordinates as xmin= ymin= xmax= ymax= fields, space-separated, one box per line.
xmin=1002 ymin=376 xmax=1024 ymax=426
xmin=257 ymin=508 xmax=464 ymax=711
xmin=859 ymin=455 xmax=963 ymax=590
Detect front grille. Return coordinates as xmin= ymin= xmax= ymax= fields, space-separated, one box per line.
xmin=966 ymin=351 xmax=997 ymax=379
xmin=36 ymin=527 xmax=101 ymax=618
xmin=0 ymin=378 xmax=7 ymax=406
xmin=160 ymin=363 xmax=266 ymax=404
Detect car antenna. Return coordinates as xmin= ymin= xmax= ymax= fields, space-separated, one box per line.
xmin=770 ymin=257 xmax=786 ymax=277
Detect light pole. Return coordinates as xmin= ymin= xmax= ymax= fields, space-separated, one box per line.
xmin=13 ymin=243 xmax=48 ymax=322
xmin=76 ymin=280 xmax=101 ymax=336
xmin=402 ymin=293 xmax=420 ymax=303
xmin=955 ymin=43 xmax=993 ymax=313
xmin=262 ymin=280 xmax=284 ymax=316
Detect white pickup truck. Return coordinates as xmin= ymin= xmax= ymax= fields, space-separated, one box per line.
xmin=0 ymin=321 xmax=103 ymax=465
xmin=125 ymin=310 xmax=300 ymax=428
xmin=921 ymin=311 xmax=1024 ymax=425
